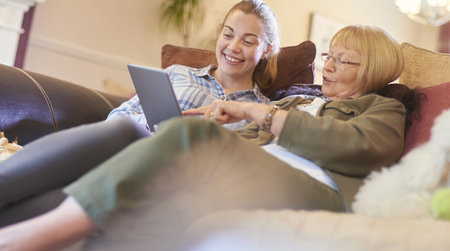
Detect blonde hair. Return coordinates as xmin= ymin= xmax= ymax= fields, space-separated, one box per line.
xmin=329 ymin=25 xmax=405 ymax=94
xmin=221 ymin=0 xmax=280 ymax=90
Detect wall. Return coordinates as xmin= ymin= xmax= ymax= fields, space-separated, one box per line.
xmin=23 ymin=0 xmax=440 ymax=94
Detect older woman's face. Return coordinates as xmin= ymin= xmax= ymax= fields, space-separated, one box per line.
xmin=321 ymin=46 xmax=362 ymax=101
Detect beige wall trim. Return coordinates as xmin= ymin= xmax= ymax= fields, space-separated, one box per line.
xmin=28 ymin=35 xmax=135 ymax=70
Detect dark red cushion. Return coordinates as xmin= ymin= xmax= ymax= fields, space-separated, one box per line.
xmin=403 ymin=82 xmax=450 ymax=155
xmin=161 ymin=41 xmax=316 ymax=98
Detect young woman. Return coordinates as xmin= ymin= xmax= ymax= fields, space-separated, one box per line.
xmin=0 ymin=0 xmax=281 ymax=220
xmin=0 ymin=25 xmax=419 ymax=251
xmin=107 ymin=0 xmax=280 ymax=131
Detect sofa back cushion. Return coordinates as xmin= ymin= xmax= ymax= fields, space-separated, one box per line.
xmin=161 ymin=41 xmax=316 ymax=98
xmin=400 ymin=42 xmax=450 ymax=89
xmin=403 ymin=81 xmax=450 ymax=155
xmin=399 ymin=42 xmax=450 ymax=154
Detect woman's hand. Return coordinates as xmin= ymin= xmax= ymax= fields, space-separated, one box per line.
xmin=183 ymin=100 xmax=288 ymax=136
xmin=183 ymin=100 xmax=267 ymax=124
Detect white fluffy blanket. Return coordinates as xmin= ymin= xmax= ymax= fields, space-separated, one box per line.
xmin=352 ymin=108 xmax=450 ymax=218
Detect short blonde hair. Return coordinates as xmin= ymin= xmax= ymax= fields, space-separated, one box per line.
xmin=221 ymin=0 xmax=280 ymax=90
xmin=329 ymin=25 xmax=405 ymax=94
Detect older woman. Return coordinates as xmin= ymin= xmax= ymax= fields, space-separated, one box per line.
xmin=0 ymin=25 xmax=413 ymax=250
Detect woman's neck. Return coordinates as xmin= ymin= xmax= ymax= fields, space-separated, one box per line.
xmin=212 ymin=70 xmax=254 ymax=95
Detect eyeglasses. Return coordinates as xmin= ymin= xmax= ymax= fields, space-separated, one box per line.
xmin=321 ymin=53 xmax=360 ymax=67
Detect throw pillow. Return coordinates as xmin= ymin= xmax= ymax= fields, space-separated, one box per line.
xmin=403 ymin=81 xmax=450 ymax=155
xmin=399 ymin=42 xmax=450 ymax=89
xmin=161 ymin=41 xmax=316 ymax=98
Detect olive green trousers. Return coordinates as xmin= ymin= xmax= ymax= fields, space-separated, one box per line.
xmin=64 ymin=117 xmax=345 ymax=250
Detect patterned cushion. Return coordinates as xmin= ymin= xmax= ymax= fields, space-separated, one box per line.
xmin=400 ymin=43 xmax=450 ymax=89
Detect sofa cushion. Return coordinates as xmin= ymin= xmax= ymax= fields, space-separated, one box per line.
xmin=181 ymin=209 xmax=450 ymax=250
xmin=403 ymin=81 xmax=450 ymax=155
xmin=0 ymin=64 xmax=127 ymax=145
xmin=161 ymin=45 xmax=218 ymax=69
xmin=399 ymin=42 xmax=450 ymax=89
xmin=161 ymin=41 xmax=316 ymax=98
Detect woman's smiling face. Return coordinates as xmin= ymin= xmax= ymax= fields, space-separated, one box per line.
xmin=321 ymin=46 xmax=363 ymax=101
xmin=215 ymin=10 xmax=270 ymax=82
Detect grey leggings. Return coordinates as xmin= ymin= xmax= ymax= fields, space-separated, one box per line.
xmin=0 ymin=118 xmax=150 ymax=208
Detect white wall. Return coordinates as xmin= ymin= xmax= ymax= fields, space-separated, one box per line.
xmin=24 ymin=0 xmax=440 ymax=94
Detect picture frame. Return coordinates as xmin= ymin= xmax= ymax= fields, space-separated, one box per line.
xmin=308 ymin=13 xmax=345 ymax=71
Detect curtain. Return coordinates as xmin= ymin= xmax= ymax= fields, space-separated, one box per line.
xmin=14 ymin=6 xmax=35 ymax=68
xmin=438 ymin=22 xmax=450 ymax=53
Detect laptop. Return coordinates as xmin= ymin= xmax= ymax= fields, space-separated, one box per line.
xmin=127 ymin=64 xmax=182 ymax=132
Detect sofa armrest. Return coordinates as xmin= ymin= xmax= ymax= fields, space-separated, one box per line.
xmin=0 ymin=64 xmax=127 ymax=145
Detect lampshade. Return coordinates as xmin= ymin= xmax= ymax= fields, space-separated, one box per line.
xmin=395 ymin=0 xmax=450 ymax=26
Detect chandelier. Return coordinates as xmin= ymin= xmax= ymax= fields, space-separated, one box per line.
xmin=395 ymin=0 xmax=450 ymax=26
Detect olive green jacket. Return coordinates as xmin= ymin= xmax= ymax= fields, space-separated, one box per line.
xmin=236 ymin=94 xmax=406 ymax=206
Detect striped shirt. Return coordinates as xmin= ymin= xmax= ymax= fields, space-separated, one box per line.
xmin=107 ymin=64 xmax=270 ymax=130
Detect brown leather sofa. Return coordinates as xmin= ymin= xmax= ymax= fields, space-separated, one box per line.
xmin=0 ymin=63 xmax=127 ymax=226
xmin=0 ymin=63 xmax=127 ymax=146
xmin=2 ymin=40 xmax=449 ymax=233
